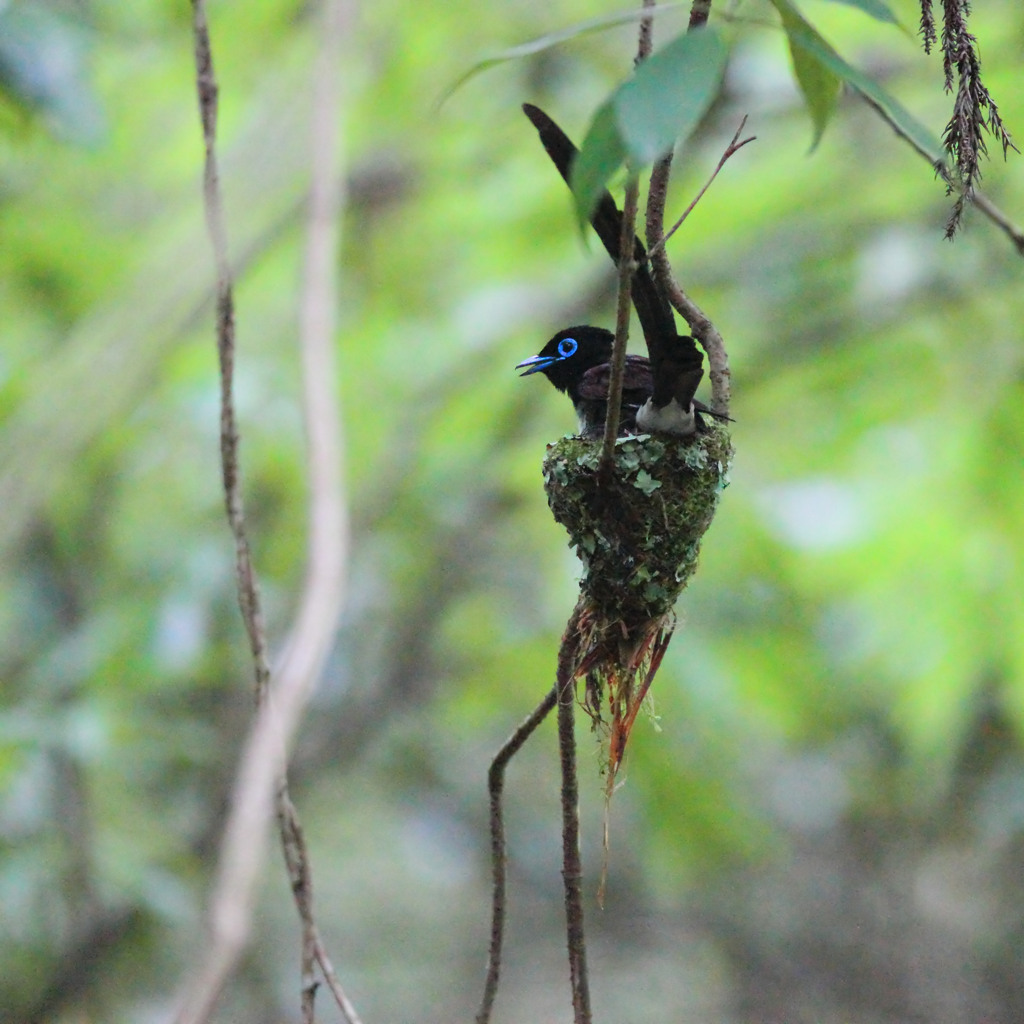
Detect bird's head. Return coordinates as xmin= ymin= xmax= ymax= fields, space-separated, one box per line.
xmin=515 ymin=326 xmax=614 ymax=394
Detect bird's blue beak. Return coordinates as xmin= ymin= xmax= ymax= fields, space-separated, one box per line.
xmin=515 ymin=354 xmax=558 ymax=376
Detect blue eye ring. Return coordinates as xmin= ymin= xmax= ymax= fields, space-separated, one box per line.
xmin=557 ymin=337 xmax=578 ymax=359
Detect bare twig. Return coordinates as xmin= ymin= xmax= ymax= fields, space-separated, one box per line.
xmin=172 ymin=2 xmax=354 ymax=1022
xmin=275 ymin=790 xmax=322 ymax=1023
xmin=642 ymin=0 xmax=674 ymax=320
xmin=599 ymin=174 xmax=640 ymax=466
xmin=638 ymin=0 xmax=655 ymax=58
xmin=279 ymin=792 xmax=363 ymax=1024
xmin=174 ymin=7 xmax=274 ymax=1020
xmin=192 ymin=3 xmax=272 ymax=706
xmin=598 ymin=0 xmax=658 ymax=463
xmin=636 ymin=0 xmax=656 ymax=62
xmin=477 ymin=685 xmax=559 ymax=1024
xmin=646 ymin=117 xmax=755 ymax=261
xmin=556 ymin=604 xmax=591 ymax=1024
xmin=479 ymin=612 xmax=590 ymax=1024
xmin=649 ymin=249 xmax=732 ymax=415
xmin=687 ymin=0 xmax=712 ymax=29
xmin=967 ymin=191 xmax=1024 ymax=255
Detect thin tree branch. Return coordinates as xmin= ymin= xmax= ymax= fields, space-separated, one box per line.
xmin=646 ymin=117 xmax=755 ymax=262
xmin=637 ymin=0 xmax=656 ymax=61
xmin=968 ymin=191 xmax=1024 ymax=255
xmin=275 ymin=790 xmax=322 ymax=1023
xmin=279 ymin=790 xmax=362 ymax=1024
xmin=649 ymin=249 xmax=732 ymax=416
xmin=172 ymin=2 xmax=354 ymax=1022
xmin=174 ymin=7 xmax=273 ymax=1020
xmin=644 ymin=1 xmax=733 ymax=415
xmin=477 ymin=685 xmax=559 ymax=1024
xmin=687 ymin=0 xmax=712 ymax=29
xmin=192 ymin=1 xmax=272 ymax=706
xmin=599 ymin=174 xmax=640 ymax=466
xmin=859 ymin=92 xmax=1024 ymax=256
xmin=599 ymin=0 xmax=660 ymax=463
xmin=556 ymin=603 xmax=591 ymax=1024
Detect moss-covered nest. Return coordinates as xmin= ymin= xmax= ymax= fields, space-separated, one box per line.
xmin=543 ymin=425 xmax=732 ymax=629
xmin=543 ymin=425 xmax=732 ymax=777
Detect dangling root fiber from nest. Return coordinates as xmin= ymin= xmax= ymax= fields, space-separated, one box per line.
xmin=543 ymin=426 xmax=732 ymax=783
xmin=574 ymin=604 xmax=675 ymax=783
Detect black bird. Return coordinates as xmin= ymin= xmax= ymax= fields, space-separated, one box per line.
xmin=516 ymin=325 xmax=723 ymax=439
xmin=520 ymin=107 xmax=730 ymax=436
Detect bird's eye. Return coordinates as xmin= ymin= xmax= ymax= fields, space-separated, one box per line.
xmin=557 ymin=337 xmax=578 ymax=359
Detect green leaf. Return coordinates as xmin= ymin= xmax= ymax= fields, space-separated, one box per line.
xmin=775 ymin=1 xmax=942 ymax=160
xmin=570 ymin=26 xmax=727 ymax=223
xmin=615 ymin=27 xmax=728 ymax=165
xmin=771 ymin=0 xmax=841 ymax=149
xmin=569 ymin=99 xmax=627 ymax=228
xmin=818 ymin=0 xmax=900 ymax=25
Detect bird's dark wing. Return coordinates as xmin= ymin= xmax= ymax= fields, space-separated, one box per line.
xmin=575 ymin=355 xmax=652 ymax=436
xmin=620 ymin=353 xmax=656 ymax=403
xmin=577 ymin=354 xmax=653 ymax=404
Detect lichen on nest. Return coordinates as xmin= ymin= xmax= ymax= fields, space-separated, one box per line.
xmin=542 ymin=424 xmax=733 ymax=777
xmin=543 ymin=424 xmax=732 ymax=628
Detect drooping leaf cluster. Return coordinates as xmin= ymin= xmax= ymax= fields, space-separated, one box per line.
xmin=918 ymin=0 xmax=1018 ymax=235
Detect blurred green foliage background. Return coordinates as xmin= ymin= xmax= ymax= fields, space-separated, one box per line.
xmin=2 ymin=0 xmax=1023 ymax=1021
